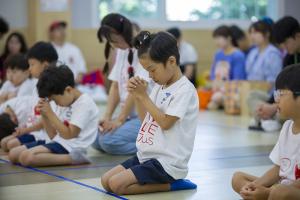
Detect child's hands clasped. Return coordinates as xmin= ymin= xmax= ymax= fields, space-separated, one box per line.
xmin=127 ymin=76 xmax=148 ymax=98
xmin=36 ymin=98 xmax=53 ymax=117
xmin=240 ymin=182 xmax=270 ymax=200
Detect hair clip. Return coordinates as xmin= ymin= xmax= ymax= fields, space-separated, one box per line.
xmin=143 ymin=34 xmax=148 ymax=41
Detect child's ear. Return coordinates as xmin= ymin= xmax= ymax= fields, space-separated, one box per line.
xmin=168 ymin=56 xmax=177 ymax=66
xmin=42 ymin=61 xmax=50 ymax=68
xmin=65 ymin=86 xmax=73 ymax=93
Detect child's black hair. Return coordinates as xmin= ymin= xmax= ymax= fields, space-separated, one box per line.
xmin=27 ymin=41 xmax=58 ymax=63
xmin=0 ymin=113 xmax=17 ymax=140
xmin=3 ymin=53 xmax=29 ymax=71
xmin=166 ymin=27 xmax=181 ymax=40
xmin=275 ymin=63 xmax=300 ymax=98
xmin=0 ymin=17 xmax=9 ymax=35
xmin=133 ymin=31 xmax=180 ymax=65
xmin=213 ymin=25 xmax=232 ymax=39
xmin=1 ymin=32 xmax=28 ymax=59
xmin=273 ymin=16 xmax=300 ymax=44
xmin=230 ymin=25 xmax=246 ymax=47
xmin=97 ymin=13 xmax=133 ymax=74
xmin=249 ymin=20 xmax=273 ymax=42
xmin=37 ymin=64 xmax=75 ymax=98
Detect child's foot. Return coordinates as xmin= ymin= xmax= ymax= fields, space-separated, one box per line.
xmin=170 ymin=179 xmax=197 ymax=191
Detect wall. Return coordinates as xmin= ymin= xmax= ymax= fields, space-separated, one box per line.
xmin=0 ymin=0 xmax=299 ymax=74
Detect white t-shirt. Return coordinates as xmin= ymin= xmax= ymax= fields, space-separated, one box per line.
xmin=179 ymin=41 xmax=198 ymax=65
xmin=270 ymin=120 xmax=300 ymax=185
xmin=0 ymin=79 xmax=36 ymax=98
xmin=16 ymin=79 xmax=36 ymax=97
xmin=0 ymin=81 xmax=18 ymax=96
xmin=136 ymin=76 xmax=199 ymax=179
xmin=108 ymin=48 xmax=152 ymax=116
xmin=0 ymin=96 xmax=34 ymax=128
xmin=52 ymin=94 xmax=99 ymax=153
xmin=52 ymin=42 xmax=87 ymax=79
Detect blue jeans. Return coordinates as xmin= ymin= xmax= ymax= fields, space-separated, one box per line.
xmin=92 ymin=117 xmax=141 ymax=155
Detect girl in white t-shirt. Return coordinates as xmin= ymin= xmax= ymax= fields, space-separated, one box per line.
xmin=232 ymin=64 xmax=300 ymax=200
xmin=93 ymin=13 xmax=152 ymax=155
xmin=100 ymin=31 xmax=198 ymax=195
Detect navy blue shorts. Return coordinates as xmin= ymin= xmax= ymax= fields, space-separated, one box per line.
xmin=17 ymin=134 xmax=46 ymax=149
xmin=43 ymin=142 xmax=69 ymax=154
xmin=121 ymin=156 xmax=175 ymax=185
xmin=17 ymin=134 xmax=35 ymax=144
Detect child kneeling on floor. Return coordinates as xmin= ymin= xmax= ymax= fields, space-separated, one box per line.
xmin=8 ymin=65 xmax=99 ymax=166
xmin=232 ymin=64 xmax=300 ymax=200
xmin=101 ymin=31 xmax=199 ymax=195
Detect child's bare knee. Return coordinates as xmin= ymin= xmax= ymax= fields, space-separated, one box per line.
xmin=232 ymin=171 xmax=247 ymax=182
xmin=7 ymin=139 xmax=19 ymax=150
xmin=231 ymin=171 xmax=246 ymax=191
xmin=19 ymin=150 xmax=35 ymax=167
xmin=101 ymin=174 xmax=111 ymax=192
xmin=1 ymin=137 xmax=10 ymax=151
xmin=108 ymin=176 xmax=125 ymax=195
xmin=8 ymin=148 xmax=20 ymax=163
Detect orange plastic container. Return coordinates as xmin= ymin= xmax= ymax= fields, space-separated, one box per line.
xmin=197 ymin=89 xmax=213 ymax=110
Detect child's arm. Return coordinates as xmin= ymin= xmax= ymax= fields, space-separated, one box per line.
xmin=128 ymin=77 xmax=178 ymax=130
xmin=138 ymin=95 xmax=178 ymax=130
xmin=133 ymin=94 xmax=147 ymax=121
xmin=39 ymin=99 xmax=81 ymax=139
xmin=41 ymin=115 xmax=57 ymax=139
xmin=114 ymin=95 xmax=135 ymax=125
xmin=0 ymin=93 xmax=8 ymax=104
xmin=103 ymin=81 xmax=120 ymax=120
xmin=13 ymin=121 xmax=43 ymax=136
xmin=253 ymin=165 xmax=281 ymax=187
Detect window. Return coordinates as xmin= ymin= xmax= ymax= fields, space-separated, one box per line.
xmin=166 ymin=0 xmax=267 ymax=21
xmin=98 ymin=0 xmax=160 ymax=20
xmin=97 ymin=0 xmax=270 ymax=29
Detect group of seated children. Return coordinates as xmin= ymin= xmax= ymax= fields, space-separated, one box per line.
xmin=0 ymin=42 xmax=99 ymax=166
xmin=1 ymin=12 xmax=300 ymax=199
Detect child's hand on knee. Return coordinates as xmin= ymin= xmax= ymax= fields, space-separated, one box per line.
xmin=240 ymin=182 xmax=270 ymax=200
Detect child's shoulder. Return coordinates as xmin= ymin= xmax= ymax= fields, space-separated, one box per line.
xmin=73 ymin=94 xmax=98 ymax=111
xmin=170 ymin=76 xmax=197 ymax=96
xmin=232 ymin=49 xmax=246 ymax=59
xmin=279 ymin=120 xmax=293 ymax=137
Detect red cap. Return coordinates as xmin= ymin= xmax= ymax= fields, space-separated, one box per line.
xmin=49 ymin=21 xmax=67 ymax=32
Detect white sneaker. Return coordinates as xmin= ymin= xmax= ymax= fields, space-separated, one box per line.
xmin=261 ymin=119 xmax=281 ymax=132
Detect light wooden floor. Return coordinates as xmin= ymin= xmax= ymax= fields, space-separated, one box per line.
xmin=0 ymin=110 xmax=279 ymax=200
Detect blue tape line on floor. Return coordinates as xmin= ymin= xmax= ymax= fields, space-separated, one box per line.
xmin=0 ymin=153 xmax=270 ymax=176
xmin=0 ymin=158 xmax=128 ymax=200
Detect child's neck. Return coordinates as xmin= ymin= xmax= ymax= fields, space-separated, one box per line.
xmin=71 ymin=89 xmax=82 ymax=105
xmin=292 ymin=118 xmax=300 ymax=134
xmin=258 ymin=42 xmax=269 ymax=52
xmin=53 ymin=39 xmax=64 ymax=46
xmin=165 ymin=67 xmax=182 ymax=88
xmin=223 ymin=45 xmax=235 ymax=55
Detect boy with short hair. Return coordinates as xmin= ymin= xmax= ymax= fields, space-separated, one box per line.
xmin=9 ymin=65 xmax=99 ymax=166
xmin=0 ymin=54 xmax=34 ymax=104
xmin=232 ymin=63 xmax=300 ymax=200
xmin=0 ymin=42 xmax=58 ymax=153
